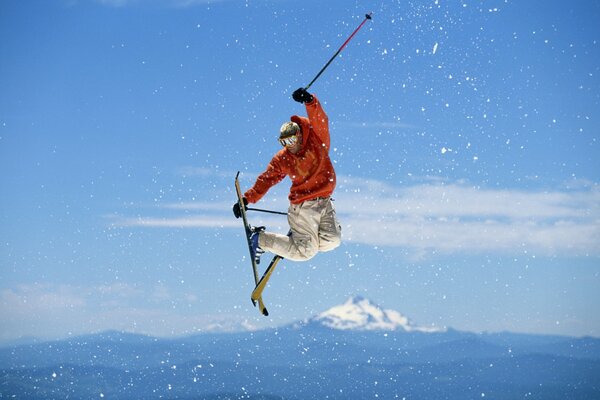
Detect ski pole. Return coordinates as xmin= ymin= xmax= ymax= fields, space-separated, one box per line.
xmin=305 ymin=12 xmax=373 ymax=90
xmin=246 ymin=207 xmax=288 ymax=216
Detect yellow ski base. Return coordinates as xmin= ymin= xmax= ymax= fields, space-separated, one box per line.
xmin=251 ymin=255 xmax=282 ymax=303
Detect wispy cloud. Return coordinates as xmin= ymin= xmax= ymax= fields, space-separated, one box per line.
xmin=114 ymin=215 xmax=239 ymax=228
xmin=342 ymin=121 xmax=418 ymax=130
xmin=336 ymin=176 xmax=600 ymax=257
xmin=92 ymin=0 xmax=229 ymax=7
xmin=110 ymin=173 xmax=600 ymax=257
xmin=177 ymin=167 xmax=238 ymax=179
xmin=163 ymin=201 xmax=230 ymax=211
xmin=0 ymin=283 xmax=257 ymax=343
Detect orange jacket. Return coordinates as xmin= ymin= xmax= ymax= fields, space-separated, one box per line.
xmin=244 ymin=95 xmax=336 ymax=205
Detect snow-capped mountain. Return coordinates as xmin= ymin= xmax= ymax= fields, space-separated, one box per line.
xmin=308 ymin=296 xmax=442 ymax=332
xmin=3 ymin=315 xmax=597 ymax=399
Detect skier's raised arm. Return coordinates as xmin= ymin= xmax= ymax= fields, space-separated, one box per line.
xmin=306 ymin=95 xmax=329 ymax=149
xmin=293 ymin=88 xmax=330 ymax=149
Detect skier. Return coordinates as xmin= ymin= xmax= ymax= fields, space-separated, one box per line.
xmin=233 ymin=87 xmax=342 ymax=262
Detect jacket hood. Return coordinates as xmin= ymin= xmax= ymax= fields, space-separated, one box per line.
xmin=289 ymin=115 xmax=311 ymax=155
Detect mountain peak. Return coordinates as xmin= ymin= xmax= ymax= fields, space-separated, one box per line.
xmin=309 ymin=296 xmax=442 ymax=333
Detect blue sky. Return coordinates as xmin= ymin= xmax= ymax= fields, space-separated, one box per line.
xmin=1 ymin=0 xmax=599 ymax=342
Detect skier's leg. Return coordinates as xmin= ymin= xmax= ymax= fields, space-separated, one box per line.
xmin=258 ymin=200 xmax=320 ymax=261
xmin=318 ymin=198 xmax=342 ymax=252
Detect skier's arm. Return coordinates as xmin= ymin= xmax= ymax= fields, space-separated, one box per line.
xmin=244 ymin=156 xmax=286 ymax=204
xmin=305 ymin=95 xmax=330 ymax=149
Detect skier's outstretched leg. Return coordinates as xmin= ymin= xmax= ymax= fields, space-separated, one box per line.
xmin=258 ymin=200 xmax=323 ymax=261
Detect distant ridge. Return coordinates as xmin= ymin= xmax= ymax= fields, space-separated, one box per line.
xmin=307 ymin=296 xmax=443 ymax=332
xmin=2 ymin=299 xmax=599 ymax=400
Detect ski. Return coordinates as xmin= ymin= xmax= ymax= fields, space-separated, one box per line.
xmin=251 ymin=253 xmax=283 ymax=303
xmin=235 ymin=172 xmax=283 ymax=316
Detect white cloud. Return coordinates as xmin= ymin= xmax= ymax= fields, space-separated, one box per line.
xmin=0 ymin=283 xmax=256 ymax=343
xmin=113 ymin=215 xmax=239 ymax=228
xmin=336 ymin=176 xmax=600 ymax=256
xmin=1 ymin=284 xmax=86 ymax=313
xmin=92 ymin=0 xmax=229 ymax=7
xmin=342 ymin=121 xmax=418 ymax=130
xmin=109 ymin=173 xmax=600 ymax=257
xmin=0 ymin=284 xmax=88 ymax=342
xmin=163 ymin=201 xmax=231 ymax=211
xmin=336 ymin=176 xmax=599 ymax=220
xmin=177 ymin=167 xmax=238 ymax=179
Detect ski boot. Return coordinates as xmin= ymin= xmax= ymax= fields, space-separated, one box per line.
xmin=249 ymin=226 xmax=266 ymax=264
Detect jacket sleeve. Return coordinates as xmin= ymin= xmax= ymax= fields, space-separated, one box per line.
xmin=305 ymin=95 xmax=330 ymax=149
xmin=244 ymin=155 xmax=287 ymax=204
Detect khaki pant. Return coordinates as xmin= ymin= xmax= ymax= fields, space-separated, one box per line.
xmin=258 ymin=197 xmax=342 ymax=261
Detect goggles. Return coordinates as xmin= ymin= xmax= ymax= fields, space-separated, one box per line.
xmin=279 ymin=135 xmax=298 ymax=147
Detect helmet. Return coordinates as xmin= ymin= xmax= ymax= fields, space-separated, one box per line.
xmin=279 ymin=121 xmax=300 ymax=139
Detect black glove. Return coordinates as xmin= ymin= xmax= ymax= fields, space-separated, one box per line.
xmin=292 ymin=87 xmax=314 ymax=104
xmin=233 ymin=197 xmax=248 ymax=219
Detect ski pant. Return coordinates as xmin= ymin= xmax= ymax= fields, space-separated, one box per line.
xmin=258 ymin=197 xmax=342 ymax=261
